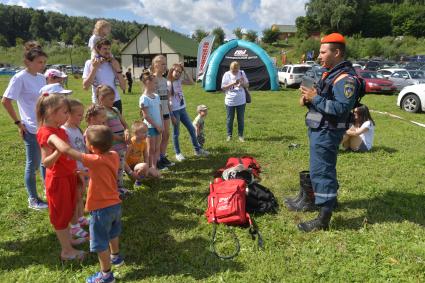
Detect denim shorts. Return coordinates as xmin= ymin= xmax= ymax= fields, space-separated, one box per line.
xmin=147 ymin=127 xmax=160 ymax=137
xmin=354 ymin=141 xmax=369 ymax=152
xmin=89 ymin=203 xmax=122 ymax=252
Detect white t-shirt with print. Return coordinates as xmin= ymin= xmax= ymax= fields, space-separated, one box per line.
xmin=61 ymin=126 xmax=87 ymax=170
xmin=3 ymin=70 xmax=46 ymax=134
xmin=221 ymin=70 xmax=248 ymax=107
xmin=167 ymin=79 xmax=186 ymax=111
xmin=359 ymin=120 xmax=374 ymax=150
xmin=82 ymin=59 xmax=120 ymax=103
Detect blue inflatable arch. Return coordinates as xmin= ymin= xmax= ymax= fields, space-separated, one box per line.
xmin=203 ymin=40 xmax=279 ymax=91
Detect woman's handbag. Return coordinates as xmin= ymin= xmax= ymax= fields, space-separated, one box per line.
xmin=243 ymin=87 xmax=251 ymax=104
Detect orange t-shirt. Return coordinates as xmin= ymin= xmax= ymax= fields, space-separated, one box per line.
xmin=82 ymin=151 xmax=121 ymax=211
xmin=125 ymin=136 xmax=147 ymax=167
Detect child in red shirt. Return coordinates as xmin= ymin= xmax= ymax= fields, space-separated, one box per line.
xmin=49 ymin=125 xmax=123 ymax=283
xmin=36 ymin=93 xmax=85 ymax=262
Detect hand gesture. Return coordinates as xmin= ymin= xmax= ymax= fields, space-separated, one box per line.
xmin=18 ymin=123 xmax=27 ymax=139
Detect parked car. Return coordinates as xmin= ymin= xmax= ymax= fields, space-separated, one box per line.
xmin=377 ymin=68 xmax=425 ymax=91
xmin=304 ymin=67 xmax=325 ymax=85
xmin=356 ymin=70 xmax=397 ymax=94
xmin=0 ymin=67 xmax=16 ymax=76
xmin=278 ymin=64 xmax=312 ymax=87
xmin=364 ymin=60 xmax=381 ymax=71
xmin=397 ymin=84 xmax=425 ymax=113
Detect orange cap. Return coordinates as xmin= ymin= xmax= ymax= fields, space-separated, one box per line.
xmin=321 ymin=33 xmax=346 ymax=45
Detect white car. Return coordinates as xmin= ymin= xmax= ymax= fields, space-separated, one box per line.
xmin=397 ymin=84 xmax=425 ymax=113
xmin=278 ymin=64 xmax=311 ymax=88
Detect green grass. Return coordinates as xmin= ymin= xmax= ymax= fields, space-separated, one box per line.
xmin=1 ymin=76 xmax=425 ymax=282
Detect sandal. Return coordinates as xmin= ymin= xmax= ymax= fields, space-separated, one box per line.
xmin=70 ymin=226 xmax=89 ymax=238
xmin=78 ymin=216 xmax=90 ymax=227
xmin=60 ymin=250 xmax=86 ymax=263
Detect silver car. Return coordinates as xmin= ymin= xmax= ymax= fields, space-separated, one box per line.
xmin=378 ymin=68 xmax=425 ymax=91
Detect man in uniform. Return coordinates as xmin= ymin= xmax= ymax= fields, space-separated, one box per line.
xmin=298 ymin=33 xmax=359 ymax=232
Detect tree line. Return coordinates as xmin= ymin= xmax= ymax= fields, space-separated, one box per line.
xmin=296 ymin=0 xmax=425 ymax=38
xmin=0 ymin=4 xmax=143 ymax=47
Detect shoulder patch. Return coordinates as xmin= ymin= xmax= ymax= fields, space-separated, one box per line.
xmin=344 ymin=79 xmax=355 ymax=98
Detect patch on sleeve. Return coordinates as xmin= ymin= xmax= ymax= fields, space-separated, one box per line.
xmin=344 ymin=79 xmax=355 ymax=98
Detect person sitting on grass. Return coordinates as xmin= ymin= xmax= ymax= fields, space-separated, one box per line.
xmin=49 ymin=125 xmax=124 ymax=283
xmin=125 ymin=121 xmax=159 ymax=187
xmin=341 ymin=104 xmax=375 ymax=152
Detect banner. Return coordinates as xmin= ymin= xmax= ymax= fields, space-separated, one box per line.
xmin=196 ymin=35 xmax=215 ymax=80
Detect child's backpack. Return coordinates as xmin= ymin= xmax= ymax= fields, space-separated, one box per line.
xmin=205 ymin=179 xmax=263 ymax=259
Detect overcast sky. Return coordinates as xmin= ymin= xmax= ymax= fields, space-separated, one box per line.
xmin=2 ymin=0 xmax=308 ymax=38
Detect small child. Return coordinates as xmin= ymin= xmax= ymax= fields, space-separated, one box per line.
xmin=61 ymin=99 xmax=89 ymax=239
xmin=85 ymin=104 xmax=107 ymax=126
xmin=139 ymin=70 xmax=163 ymax=171
xmin=89 ymin=20 xmax=112 ymax=60
xmin=39 ymin=69 xmax=72 ymax=95
xmin=192 ymin=104 xmax=208 ymax=148
xmin=49 ymin=125 xmax=123 ymax=283
xmin=96 ymin=85 xmax=130 ymax=196
xmin=125 ymin=121 xmax=159 ymax=186
xmin=36 ymin=93 xmax=85 ymax=262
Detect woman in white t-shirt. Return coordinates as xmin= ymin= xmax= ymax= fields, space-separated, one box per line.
xmin=342 ymin=105 xmax=375 ymax=152
xmin=221 ymin=61 xmax=249 ymax=142
xmin=1 ymin=41 xmax=48 ymax=210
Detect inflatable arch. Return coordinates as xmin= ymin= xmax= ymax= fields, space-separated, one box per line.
xmin=203 ymin=40 xmax=279 ymax=91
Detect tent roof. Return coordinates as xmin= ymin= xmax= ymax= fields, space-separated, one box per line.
xmin=121 ymin=25 xmax=198 ymax=57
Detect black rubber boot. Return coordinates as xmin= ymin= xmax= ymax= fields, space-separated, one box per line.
xmin=284 ymin=171 xmax=310 ymax=204
xmin=286 ymin=182 xmax=318 ymax=212
xmin=297 ymin=206 xmax=332 ymax=232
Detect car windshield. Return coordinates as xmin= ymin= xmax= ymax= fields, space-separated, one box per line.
xmin=293 ymin=66 xmax=311 ymax=74
xmin=409 ymin=70 xmax=425 ymax=79
xmin=361 ymin=72 xmax=384 ymax=79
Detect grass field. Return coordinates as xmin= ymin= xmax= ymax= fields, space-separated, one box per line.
xmin=0 ymin=75 xmax=425 ymax=282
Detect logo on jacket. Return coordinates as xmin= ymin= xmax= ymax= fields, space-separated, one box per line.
xmin=344 ymin=81 xmax=355 ymax=98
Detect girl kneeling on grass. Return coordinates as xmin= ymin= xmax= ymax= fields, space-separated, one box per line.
xmin=36 ymin=94 xmax=86 ymax=262
xmin=342 ymin=104 xmax=375 ymax=152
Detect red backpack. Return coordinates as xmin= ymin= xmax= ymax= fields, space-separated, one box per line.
xmin=205 ymin=179 xmax=263 ymax=259
xmin=214 ymin=156 xmax=262 ymax=180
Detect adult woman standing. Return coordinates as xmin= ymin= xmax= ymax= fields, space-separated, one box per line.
xmin=2 ymin=41 xmax=48 ymax=210
xmin=221 ymin=61 xmax=249 ymax=142
xmin=167 ymin=63 xmax=208 ymax=161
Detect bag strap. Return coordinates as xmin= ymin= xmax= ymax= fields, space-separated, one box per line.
xmin=211 ymin=223 xmax=241 ymax=260
xmin=246 ymin=213 xmax=264 ymax=249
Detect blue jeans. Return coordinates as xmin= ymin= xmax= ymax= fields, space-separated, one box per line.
xmin=23 ymin=132 xmax=45 ymax=199
xmin=172 ymin=108 xmax=200 ymax=154
xmin=89 ymin=203 xmax=122 ymax=252
xmin=226 ymin=104 xmax=246 ymax=137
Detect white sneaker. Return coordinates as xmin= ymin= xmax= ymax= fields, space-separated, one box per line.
xmin=226 ymin=136 xmax=232 ymax=142
xmin=195 ymin=148 xmax=210 ymax=156
xmin=175 ymin=153 xmax=186 ymax=162
xmin=238 ymin=136 xmax=245 ymax=142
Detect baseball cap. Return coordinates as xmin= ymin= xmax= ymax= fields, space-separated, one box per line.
xmin=44 ymin=68 xmax=67 ymax=78
xmin=321 ymin=33 xmax=346 ymax=45
xmin=197 ymin=104 xmax=208 ymax=112
xmin=39 ymin=83 xmax=73 ymax=95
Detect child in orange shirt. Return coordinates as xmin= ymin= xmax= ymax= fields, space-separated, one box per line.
xmin=49 ymin=125 xmax=123 ymax=283
xmin=125 ymin=121 xmax=159 ymax=186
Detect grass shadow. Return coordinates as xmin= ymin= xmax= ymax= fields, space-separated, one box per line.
xmin=119 ymin=177 xmax=243 ymax=281
xmin=335 ymin=191 xmax=425 ymax=230
xmin=247 ymin=135 xmax=297 ymax=142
